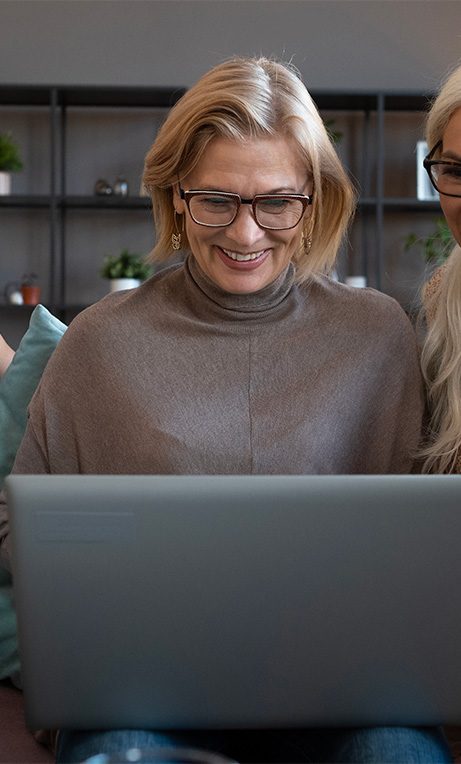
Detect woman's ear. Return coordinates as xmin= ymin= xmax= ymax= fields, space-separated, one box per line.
xmin=172 ymin=183 xmax=186 ymax=215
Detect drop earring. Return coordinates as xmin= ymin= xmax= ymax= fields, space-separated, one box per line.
xmin=172 ymin=211 xmax=183 ymax=251
xmin=302 ymin=232 xmax=312 ymax=255
xmin=172 ymin=231 xmax=182 ymax=251
xmin=301 ymin=216 xmax=315 ymax=256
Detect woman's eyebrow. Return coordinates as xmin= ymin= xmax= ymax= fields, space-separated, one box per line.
xmin=440 ymin=150 xmax=461 ymax=162
xmin=186 ymin=186 xmax=303 ymax=194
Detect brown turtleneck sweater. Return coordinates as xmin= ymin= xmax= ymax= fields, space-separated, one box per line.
xmin=0 ymin=255 xmax=424 ymax=570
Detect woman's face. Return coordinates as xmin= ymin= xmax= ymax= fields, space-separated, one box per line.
xmin=173 ymin=136 xmax=312 ymax=294
xmin=440 ymin=107 xmax=461 ymax=247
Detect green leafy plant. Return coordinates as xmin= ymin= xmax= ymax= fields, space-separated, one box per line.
xmin=404 ymin=217 xmax=456 ymax=265
xmin=0 ymin=132 xmax=23 ymax=172
xmin=99 ymin=249 xmax=152 ymax=280
xmin=324 ymin=119 xmax=343 ymax=145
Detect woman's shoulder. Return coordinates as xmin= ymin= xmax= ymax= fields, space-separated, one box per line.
xmin=423 ymin=264 xmax=447 ymax=302
xmin=422 ymin=263 xmax=448 ymax=326
xmin=296 ymin=274 xmax=418 ymax=359
xmin=43 ymin=263 xmax=185 ymax=373
xmin=306 ymin=273 xmax=412 ymax=325
xmin=65 ymin=262 xmax=184 ymax=334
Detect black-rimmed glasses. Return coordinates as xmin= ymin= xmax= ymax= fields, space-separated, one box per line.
xmin=424 ymin=141 xmax=461 ymax=198
xmin=179 ymin=185 xmax=312 ymax=230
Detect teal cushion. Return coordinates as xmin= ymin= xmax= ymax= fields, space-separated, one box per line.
xmin=0 ymin=305 xmax=66 ymax=678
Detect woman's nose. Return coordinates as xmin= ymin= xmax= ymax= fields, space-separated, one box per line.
xmin=226 ymin=204 xmax=266 ymax=246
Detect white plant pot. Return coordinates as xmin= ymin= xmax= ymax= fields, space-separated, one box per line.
xmin=109 ymin=278 xmax=141 ymax=293
xmin=345 ymin=276 xmax=367 ymax=288
xmin=416 ymin=140 xmax=439 ymax=201
xmin=0 ymin=172 xmax=11 ymax=195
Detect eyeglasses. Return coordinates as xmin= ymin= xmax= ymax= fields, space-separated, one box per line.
xmin=179 ymin=184 xmax=313 ymax=230
xmin=424 ymin=142 xmax=461 ymax=198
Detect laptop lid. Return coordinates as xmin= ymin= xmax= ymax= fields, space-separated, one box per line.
xmin=6 ymin=473 xmax=461 ymax=730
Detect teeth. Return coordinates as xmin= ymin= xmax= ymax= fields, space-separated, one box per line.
xmin=222 ymin=248 xmax=265 ymax=262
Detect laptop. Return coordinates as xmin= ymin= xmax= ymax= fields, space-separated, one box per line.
xmin=5 ymin=473 xmax=461 ymax=731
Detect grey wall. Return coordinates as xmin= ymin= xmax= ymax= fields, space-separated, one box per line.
xmin=0 ymin=0 xmax=460 ymax=92
xmin=1 ymin=0 xmax=460 ymax=348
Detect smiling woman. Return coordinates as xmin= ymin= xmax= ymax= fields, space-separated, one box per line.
xmin=419 ymin=64 xmax=461 ymax=474
xmin=171 ymin=136 xmax=311 ymax=293
xmin=143 ymin=56 xmax=355 ymax=283
xmin=0 ymin=57 xmax=446 ymax=764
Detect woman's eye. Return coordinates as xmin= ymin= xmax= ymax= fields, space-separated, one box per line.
xmin=201 ymin=197 xmax=233 ymax=210
xmin=258 ymin=198 xmax=290 ymax=212
xmin=440 ymin=165 xmax=461 ymax=178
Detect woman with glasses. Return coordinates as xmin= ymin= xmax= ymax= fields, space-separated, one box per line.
xmin=420 ymin=64 xmax=461 ymax=474
xmin=0 ymin=57 xmax=448 ymax=763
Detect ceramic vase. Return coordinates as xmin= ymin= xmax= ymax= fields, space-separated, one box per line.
xmin=109 ymin=278 xmax=141 ymax=293
xmin=0 ymin=172 xmax=11 ymax=195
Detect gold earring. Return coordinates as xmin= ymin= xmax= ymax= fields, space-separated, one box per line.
xmin=172 ymin=212 xmax=183 ymax=251
xmin=302 ymin=232 xmax=312 ymax=255
xmin=301 ymin=217 xmax=315 ymax=256
xmin=172 ymin=232 xmax=182 ymax=251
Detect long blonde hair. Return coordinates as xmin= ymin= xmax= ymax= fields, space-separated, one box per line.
xmin=142 ymin=56 xmax=356 ymax=282
xmin=420 ymin=62 xmax=461 ymax=473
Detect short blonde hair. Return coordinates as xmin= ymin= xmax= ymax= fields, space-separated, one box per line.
xmin=142 ymin=56 xmax=356 ymax=282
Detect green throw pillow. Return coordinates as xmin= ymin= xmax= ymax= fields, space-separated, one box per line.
xmin=0 ymin=305 xmax=66 ymax=678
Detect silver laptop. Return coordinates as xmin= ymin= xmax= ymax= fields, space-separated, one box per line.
xmin=6 ymin=473 xmax=461 ymax=731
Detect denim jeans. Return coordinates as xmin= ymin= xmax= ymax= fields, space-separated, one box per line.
xmin=56 ymin=725 xmax=454 ymax=763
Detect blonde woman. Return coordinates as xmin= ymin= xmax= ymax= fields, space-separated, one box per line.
xmin=420 ymin=63 xmax=461 ymax=473
xmin=0 ymin=58 xmax=439 ymax=763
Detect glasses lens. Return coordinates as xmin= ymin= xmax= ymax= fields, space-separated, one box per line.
xmin=255 ymin=197 xmax=305 ymax=229
xmin=188 ymin=194 xmax=238 ymax=226
xmin=430 ymin=163 xmax=461 ymax=196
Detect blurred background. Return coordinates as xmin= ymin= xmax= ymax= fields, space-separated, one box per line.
xmin=1 ymin=0 xmax=460 ymax=345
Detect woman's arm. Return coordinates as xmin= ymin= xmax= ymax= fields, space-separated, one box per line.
xmin=0 ymin=334 xmax=14 ymax=380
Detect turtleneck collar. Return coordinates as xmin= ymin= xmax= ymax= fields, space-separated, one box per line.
xmin=184 ymin=253 xmax=295 ymax=316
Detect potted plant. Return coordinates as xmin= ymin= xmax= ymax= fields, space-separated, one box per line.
xmin=20 ymin=273 xmax=41 ymax=306
xmin=324 ymin=118 xmax=343 ymax=145
xmin=404 ymin=217 xmax=456 ymax=266
xmin=99 ymin=249 xmax=152 ymax=292
xmin=0 ymin=132 xmax=23 ymax=195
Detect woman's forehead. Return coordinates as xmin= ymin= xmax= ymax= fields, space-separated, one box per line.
xmin=184 ymin=136 xmax=309 ymax=191
xmin=443 ymin=107 xmax=461 ymax=154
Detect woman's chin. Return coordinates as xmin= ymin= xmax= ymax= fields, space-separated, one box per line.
xmin=209 ymin=257 xmax=274 ymax=293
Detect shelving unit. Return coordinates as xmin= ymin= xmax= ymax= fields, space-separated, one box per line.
xmin=0 ymin=84 xmax=442 ymax=346
xmin=0 ymin=84 xmax=185 ymax=345
xmin=312 ymin=91 xmax=442 ymax=306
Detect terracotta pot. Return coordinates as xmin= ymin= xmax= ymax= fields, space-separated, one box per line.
xmin=20 ymin=285 xmax=41 ymax=305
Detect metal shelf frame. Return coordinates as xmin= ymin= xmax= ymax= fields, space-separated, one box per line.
xmin=1 ymin=84 xmax=437 ymax=315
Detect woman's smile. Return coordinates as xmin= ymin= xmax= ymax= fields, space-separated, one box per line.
xmin=218 ymin=245 xmax=269 ymax=267
xmin=221 ymin=247 xmax=266 ymax=262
